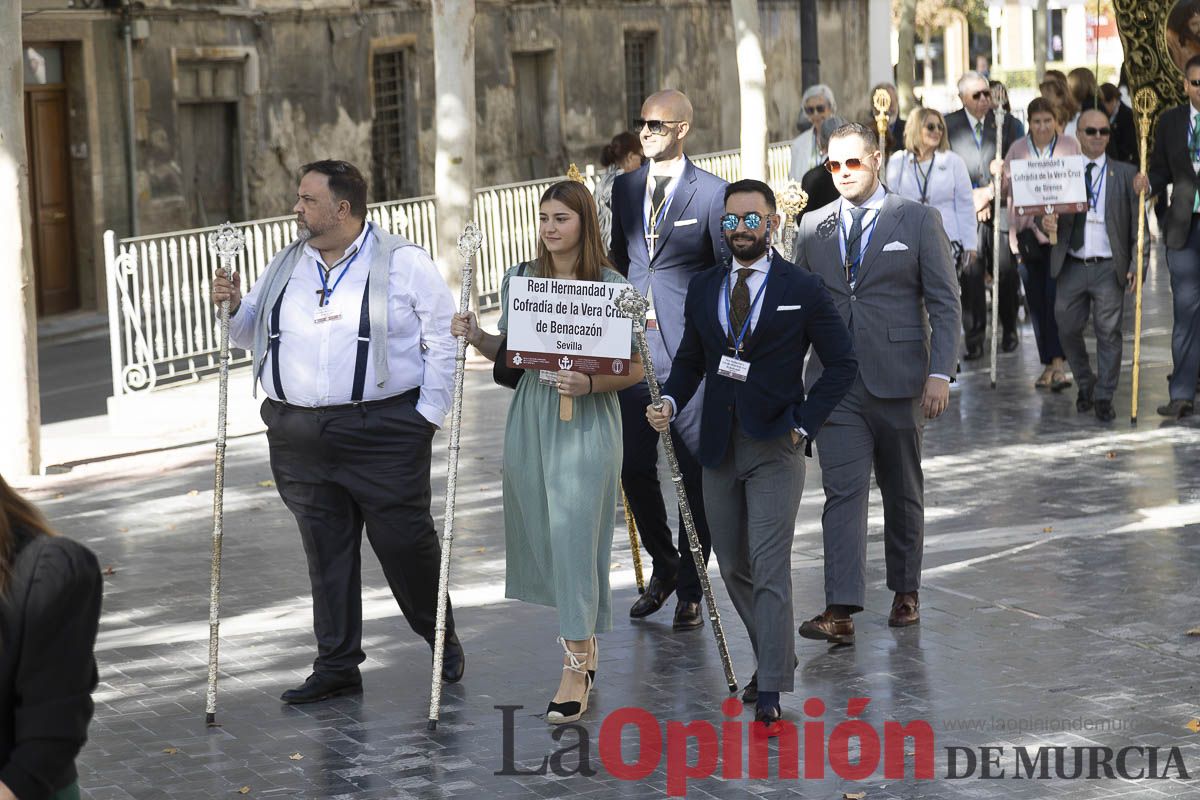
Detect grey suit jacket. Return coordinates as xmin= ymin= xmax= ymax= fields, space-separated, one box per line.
xmin=794 ymin=192 xmax=962 ymax=400
xmin=1049 ymin=158 xmax=1144 ymax=287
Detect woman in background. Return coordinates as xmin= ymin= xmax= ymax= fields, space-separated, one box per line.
xmin=594 ymin=132 xmax=643 ymax=251
xmin=0 ymin=475 xmax=102 ymax=800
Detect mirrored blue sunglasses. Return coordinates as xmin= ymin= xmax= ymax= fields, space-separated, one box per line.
xmin=721 ymin=212 xmax=764 ymax=231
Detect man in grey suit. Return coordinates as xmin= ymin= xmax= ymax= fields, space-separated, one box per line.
xmin=1044 ymin=109 xmax=1145 ymax=423
xmin=793 ymin=122 xmax=961 ymax=644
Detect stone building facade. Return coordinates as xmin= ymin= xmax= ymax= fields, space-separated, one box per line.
xmin=21 ymin=0 xmax=872 ymax=316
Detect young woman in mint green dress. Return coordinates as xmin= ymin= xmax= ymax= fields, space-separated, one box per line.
xmin=451 ymin=180 xmax=643 ymax=724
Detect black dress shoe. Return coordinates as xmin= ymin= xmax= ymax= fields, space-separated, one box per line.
xmin=1001 ymin=330 xmax=1020 ymax=352
xmin=1076 ymin=392 xmax=1094 ymax=413
xmin=963 ymin=343 xmax=985 ymax=361
xmin=629 ymin=575 xmax=676 ymax=619
xmin=1157 ymin=399 xmax=1195 ymax=419
xmin=672 ymin=600 xmax=704 ymax=631
xmin=754 ymin=703 xmax=783 ymax=728
xmin=1094 ymin=399 xmax=1115 ymax=422
xmin=428 ymin=632 xmax=466 ymax=683
xmin=741 ymin=672 xmax=758 ymax=704
xmin=280 ymin=671 xmax=362 ymax=705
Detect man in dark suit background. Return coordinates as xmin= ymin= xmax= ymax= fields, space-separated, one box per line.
xmin=945 ymin=71 xmax=1025 ymax=360
xmin=793 ymin=122 xmax=961 ymax=645
xmin=1045 ymin=110 xmax=1145 ymax=422
xmin=610 ymin=89 xmax=727 ymax=629
xmin=648 ymin=179 xmax=857 ymax=725
xmin=1145 ymin=55 xmax=1200 ymax=419
xmin=1100 ymin=83 xmax=1139 ymax=165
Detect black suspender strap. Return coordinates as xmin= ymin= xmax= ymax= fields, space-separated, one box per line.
xmin=350 ymin=278 xmax=372 ymax=403
xmin=268 ymin=291 xmax=287 ymax=401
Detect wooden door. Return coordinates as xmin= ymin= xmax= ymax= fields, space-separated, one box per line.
xmin=25 ymin=86 xmax=77 ymax=316
xmin=178 ymin=101 xmax=238 ymax=227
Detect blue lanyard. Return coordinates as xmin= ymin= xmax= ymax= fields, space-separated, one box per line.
xmin=315 ymin=227 xmax=368 ymax=306
xmin=1086 ymin=160 xmax=1106 ymax=212
xmin=1028 ymin=134 xmax=1058 ymax=159
xmin=722 ymin=257 xmax=771 ymax=354
xmin=1190 ymin=117 xmax=1200 ymax=161
xmin=643 ymin=175 xmax=679 ymax=232
xmin=838 ymin=205 xmax=880 ymax=273
xmin=912 ymin=152 xmax=936 ymax=203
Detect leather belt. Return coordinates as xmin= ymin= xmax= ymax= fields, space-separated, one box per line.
xmin=1066 ymin=255 xmax=1111 ymax=265
xmin=268 ymin=387 xmax=419 ymax=414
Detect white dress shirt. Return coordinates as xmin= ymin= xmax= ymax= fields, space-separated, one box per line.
xmin=886 ymin=150 xmax=978 ymax=250
xmin=228 ymin=222 xmax=457 ymax=426
xmin=716 ymin=252 xmax=771 ymax=337
xmin=642 ymin=156 xmax=687 ymax=234
xmin=1069 ymin=155 xmax=1113 ymax=260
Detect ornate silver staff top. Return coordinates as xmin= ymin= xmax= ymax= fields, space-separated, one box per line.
xmin=457 ymin=221 xmax=484 ymax=262
xmin=208 ymin=222 xmax=246 ymax=262
xmin=614 ymin=287 xmax=650 ymax=332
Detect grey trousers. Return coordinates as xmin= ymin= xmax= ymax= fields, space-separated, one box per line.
xmin=702 ymin=423 xmax=805 ymax=693
xmin=815 ymin=377 xmax=925 ymax=611
xmin=1054 ymin=257 xmax=1125 ymax=402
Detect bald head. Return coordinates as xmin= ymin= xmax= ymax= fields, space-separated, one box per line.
xmin=642 ymin=90 xmax=694 ymax=125
xmin=1076 ymin=108 xmax=1111 ymax=158
xmin=638 ymin=90 xmax=694 ymax=161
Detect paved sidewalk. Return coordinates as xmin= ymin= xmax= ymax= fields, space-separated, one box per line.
xmin=15 ymin=261 xmax=1200 ymax=799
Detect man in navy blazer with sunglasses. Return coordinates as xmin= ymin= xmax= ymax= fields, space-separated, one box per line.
xmin=648 ymin=179 xmax=857 ymax=726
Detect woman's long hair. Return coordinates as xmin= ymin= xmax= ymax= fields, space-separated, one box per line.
xmin=0 ymin=474 xmax=56 ymax=595
xmin=534 ymin=180 xmax=611 ymax=283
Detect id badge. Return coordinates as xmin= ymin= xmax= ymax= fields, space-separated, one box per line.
xmin=717 ymin=354 xmax=750 ymax=382
xmin=313 ymin=305 xmax=342 ymax=325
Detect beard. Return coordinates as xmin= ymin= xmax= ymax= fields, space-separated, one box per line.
xmin=296 ymin=215 xmax=334 ymax=241
xmin=725 ymin=231 xmax=769 ymax=261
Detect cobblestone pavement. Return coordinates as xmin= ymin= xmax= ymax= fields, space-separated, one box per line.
xmin=17 ymin=258 xmax=1200 ymax=799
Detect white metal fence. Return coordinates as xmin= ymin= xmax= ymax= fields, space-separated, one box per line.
xmin=104 ymin=143 xmax=792 ymax=396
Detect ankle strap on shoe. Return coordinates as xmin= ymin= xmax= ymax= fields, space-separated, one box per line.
xmin=557 ymin=636 xmax=589 ymax=675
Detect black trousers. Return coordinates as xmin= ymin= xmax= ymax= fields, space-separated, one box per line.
xmin=962 ymin=220 xmax=1020 ymax=350
xmin=618 ymin=381 xmax=711 ymax=604
xmin=263 ymin=391 xmax=454 ymax=676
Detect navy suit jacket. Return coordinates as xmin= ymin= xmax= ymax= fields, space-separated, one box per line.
xmin=610 ymin=156 xmax=727 ymax=449
xmin=661 ymin=251 xmax=858 ymax=468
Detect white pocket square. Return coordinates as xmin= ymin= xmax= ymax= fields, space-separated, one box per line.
xmin=674 ymin=218 xmax=698 ymax=227
xmin=777 ymin=304 xmax=803 ymax=311
xmin=882 ymin=241 xmax=909 ymax=252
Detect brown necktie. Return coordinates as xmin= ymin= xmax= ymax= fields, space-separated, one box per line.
xmin=729 ymin=268 xmax=754 ymax=345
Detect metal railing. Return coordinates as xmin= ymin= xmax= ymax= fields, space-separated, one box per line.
xmin=104 ymin=142 xmax=792 ymax=396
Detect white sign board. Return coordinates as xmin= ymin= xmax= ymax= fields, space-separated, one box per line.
xmin=506 ymin=276 xmax=633 ymax=375
xmin=1010 ymin=155 xmax=1089 ymax=215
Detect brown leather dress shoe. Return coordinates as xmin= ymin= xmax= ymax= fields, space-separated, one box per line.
xmin=798 ymin=610 xmax=854 ymax=645
xmin=889 ymin=592 xmax=920 ymax=627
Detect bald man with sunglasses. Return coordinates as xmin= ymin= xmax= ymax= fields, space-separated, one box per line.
xmin=610 ymin=90 xmax=728 ymax=631
xmin=792 ymin=122 xmax=960 ymax=644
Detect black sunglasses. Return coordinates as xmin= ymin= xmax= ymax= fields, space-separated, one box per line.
xmin=1081 ymin=126 xmax=1111 ymax=137
xmin=970 ymin=90 xmax=990 ymax=100
xmin=804 ymin=104 xmax=828 ymax=115
xmin=1190 ymin=79 xmax=1200 ymax=88
xmin=633 ymin=119 xmax=682 ymax=135
xmin=924 ymin=122 xmax=945 ymax=133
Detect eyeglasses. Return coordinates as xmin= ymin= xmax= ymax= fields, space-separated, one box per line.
xmin=970 ymin=90 xmax=990 ymax=100
xmin=1189 ymin=79 xmax=1200 ymax=88
xmin=804 ymin=104 xmax=827 ymax=115
xmin=824 ymin=157 xmax=874 ymax=173
xmin=924 ymin=122 xmax=945 ymax=133
xmin=1081 ymin=126 xmax=1111 ymax=137
xmin=633 ymin=119 xmax=682 ymax=135
xmin=720 ymin=212 xmax=766 ymax=231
